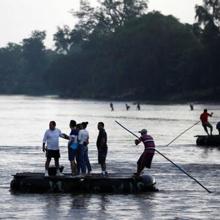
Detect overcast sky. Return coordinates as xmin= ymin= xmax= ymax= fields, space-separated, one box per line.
xmin=0 ymin=0 xmax=203 ymax=49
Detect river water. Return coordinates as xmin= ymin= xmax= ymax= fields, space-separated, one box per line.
xmin=0 ymin=95 xmax=219 ymax=219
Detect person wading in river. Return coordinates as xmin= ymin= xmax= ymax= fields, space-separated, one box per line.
xmin=200 ymin=109 xmax=213 ymax=135
xmin=134 ymin=129 xmax=155 ymax=177
xmin=42 ymin=121 xmax=67 ymax=177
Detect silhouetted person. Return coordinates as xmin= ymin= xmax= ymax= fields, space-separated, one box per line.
xmin=110 ymin=102 xmax=114 ymax=111
xmin=200 ymin=109 xmax=213 ymax=136
xmin=126 ymin=104 xmax=130 ymax=110
xmin=216 ymin=122 xmax=220 ymax=135
xmin=96 ymin=122 xmax=108 ymax=175
xmin=137 ymin=103 xmax=141 ymax=111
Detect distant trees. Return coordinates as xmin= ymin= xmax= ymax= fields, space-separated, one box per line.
xmin=48 ymin=11 xmax=202 ymax=100
xmin=54 ymin=26 xmax=72 ymax=54
xmin=22 ymin=31 xmax=46 ymax=70
xmin=21 ymin=31 xmax=48 ymax=91
xmin=53 ymin=0 xmax=148 ymax=54
xmin=0 ymin=43 xmax=24 ymax=93
xmin=0 ymin=30 xmax=56 ymax=94
xmin=194 ymin=0 xmax=220 ymax=97
xmin=0 ymin=0 xmax=219 ymax=101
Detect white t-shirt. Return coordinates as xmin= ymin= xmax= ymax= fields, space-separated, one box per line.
xmin=78 ymin=129 xmax=89 ymax=145
xmin=43 ymin=128 xmax=62 ymax=150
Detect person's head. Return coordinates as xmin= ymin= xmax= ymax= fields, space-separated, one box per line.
xmin=138 ymin=129 xmax=147 ymax=135
xmin=76 ymin=123 xmax=82 ymax=130
xmin=204 ymin=109 xmax=207 ymax=113
xmin=82 ymin=122 xmax=88 ymax=129
xmin=69 ymin=120 xmax=76 ymax=129
xmin=49 ymin=121 xmax=56 ymax=130
xmin=98 ymin=122 xmax=104 ymax=130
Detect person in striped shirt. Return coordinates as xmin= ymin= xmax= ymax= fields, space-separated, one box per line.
xmin=134 ymin=129 xmax=155 ymax=177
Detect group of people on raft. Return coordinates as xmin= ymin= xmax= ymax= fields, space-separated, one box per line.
xmin=41 ymin=108 xmax=219 ymax=177
xmin=42 ymin=120 xmax=155 ymax=177
xmin=42 ymin=121 xmax=108 ymax=177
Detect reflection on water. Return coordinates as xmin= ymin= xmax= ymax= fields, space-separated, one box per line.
xmin=0 ymin=96 xmax=220 ymax=219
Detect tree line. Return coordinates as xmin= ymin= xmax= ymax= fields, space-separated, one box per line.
xmin=0 ymin=0 xmax=219 ymax=101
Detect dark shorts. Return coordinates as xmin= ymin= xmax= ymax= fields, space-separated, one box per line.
xmin=46 ymin=149 xmax=60 ymax=159
xmin=137 ymin=150 xmax=154 ymax=169
xmin=98 ymin=147 xmax=108 ymax=164
xmin=68 ymin=148 xmax=78 ymax=161
xmin=202 ymin=122 xmax=212 ymax=129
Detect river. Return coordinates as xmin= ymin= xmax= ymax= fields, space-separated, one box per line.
xmin=0 ymin=95 xmax=219 ymax=219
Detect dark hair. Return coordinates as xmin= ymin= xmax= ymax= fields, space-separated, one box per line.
xmin=70 ymin=120 xmax=76 ymax=127
xmin=76 ymin=123 xmax=82 ymax=129
xmin=98 ymin=122 xmax=104 ymax=127
xmin=50 ymin=121 xmax=56 ymax=126
xmin=82 ymin=122 xmax=88 ymax=128
xmin=204 ymin=109 xmax=207 ymax=112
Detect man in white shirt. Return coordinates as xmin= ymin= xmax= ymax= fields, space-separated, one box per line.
xmin=42 ymin=121 xmax=67 ymax=176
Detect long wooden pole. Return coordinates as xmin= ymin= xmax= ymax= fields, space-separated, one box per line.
xmin=165 ymin=121 xmax=200 ymax=147
xmin=115 ymin=120 xmax=212 ymax=193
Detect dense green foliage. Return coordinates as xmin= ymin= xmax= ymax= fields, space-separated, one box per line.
xmin=193 ymin=0 xmax=220 ymax=99
xmin=0 ymin=0 xmax=219 ymax=101
xmin=0 ymin=31 xmax=57 ymax=94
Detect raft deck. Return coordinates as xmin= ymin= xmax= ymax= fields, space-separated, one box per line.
xmin=10 ymin=172 xmax=157 ymax=193
xmin=195 ymin=135 xmax=220 ymax=146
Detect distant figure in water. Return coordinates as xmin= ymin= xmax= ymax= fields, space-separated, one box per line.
xmin=216 ymin=122 xmax=220 ymax=135
xmin=137 ymin=103 xmax=141 ymax=111
xmin=189 ymin=103 xmax=194 ymax=111
xmin=200 ymin=109 xmax=213 ymax=136
xmin=110 ymin=102 xmax=114 ymax=111
xmin=134 ymin=129 xmax=155 ymax=177
xmin=126 ymin=104 xmax=130 ymax=110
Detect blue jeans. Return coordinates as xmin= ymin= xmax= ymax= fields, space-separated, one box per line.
xmin=77 ymin=144 xmax=86 ymax=174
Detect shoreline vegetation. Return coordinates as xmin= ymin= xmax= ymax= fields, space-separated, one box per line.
xmin=0 ymin=0 xmax=219 ymax=102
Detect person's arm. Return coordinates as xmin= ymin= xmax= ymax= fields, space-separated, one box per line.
xmin=60 ymin=133 xmax=69 ymax=140
xmin=58 ymin=129 xmax=69 ymax=139
xmin=78 ymin=131 xmax=82 ymax=144
xmin=208 ymin=112 xmax=213 ymax=117
xmin=84 ymin=131 xmax=89 ymax=145
xmin=135 ymin=138 xmax=141 ymax=145
xmin=96 ymin=132 xmax=100 ymax=148
xmin=42 ymin=142 xmax=46 ymax=152
xmin=200 ymin=114 xmax=202 ymax=121
xmin=100 ymin=132 xmax=107 ymax=146
xmin=84 ymin=132 xmax=89 ymax=146
xmin=68 ymin=135 xmax=73 ymax=148
xmin=42 ymin=131 xmax=47 ymax=152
